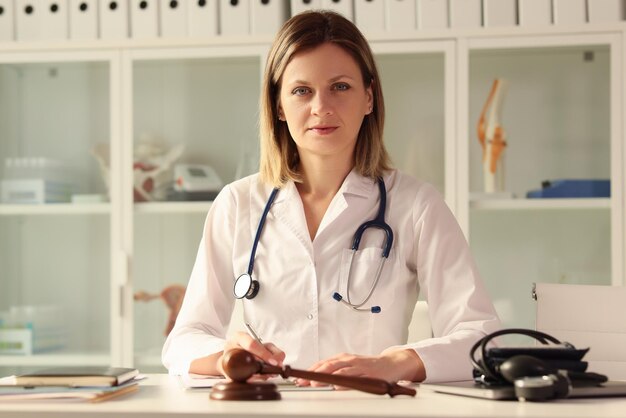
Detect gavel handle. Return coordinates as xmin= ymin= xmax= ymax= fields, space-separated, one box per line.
xmin=261 ymin=364 xmax=416 ymax=397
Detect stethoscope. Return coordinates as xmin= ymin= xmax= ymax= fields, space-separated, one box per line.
xmin=233 ymin=178 xmax=394 ymax=314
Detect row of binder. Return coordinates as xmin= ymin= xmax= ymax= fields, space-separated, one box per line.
xmin=0 ymin=0 xmax=624 ymax=42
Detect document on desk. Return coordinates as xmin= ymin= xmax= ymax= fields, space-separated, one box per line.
xmin=178 ymin=373 xmax=333 ymax=392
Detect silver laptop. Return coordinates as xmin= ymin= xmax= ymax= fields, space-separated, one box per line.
xmin=420 ymin=380 xmax=626 ymax=400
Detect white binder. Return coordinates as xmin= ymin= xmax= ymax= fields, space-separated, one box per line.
xmin=130 ymin=0 xmax=158 ymax=38
xmin=159 ymin=0 xmax=186 ymax=37
xmin=42 ymin=0 xmax=68 ymax=40
xmin=188 ymin=0 xmax=218 ymax=37
xmin=69 ymin=0 xmax=98 ymax=39
xmin=553 ymin=0 xmax=587 ymax=25
xmin=321 ymin=0 xmax=353 ymax=21
xmin=518 ymin=0 xmax=552 ymax=27
xmin=354 ymin=0 xmax=385 ymax=33
xmin=386 ymin=0 xmax=417 ymax=32
xmin=449 ymin=0 xmax=482 ymax=28
xmin=99 ymin=0 xmax=129 ymax=40
xmin=15 ymin=0 xmax=41 ymax=40
xmin=588 ymin=0 xmax=625 ymax=23
xmin=534 ymin=283 xmax=626 ymax=381
xmin=220 ymin=0 xmax=249 ymax=35
xmin=483 ymin=0 xmax=517 ymax=27
xmin=0 ymin=0 xmax=15 ymax=41
xmin=250 ymin=0 xmax=288 ymax=35
xmin=417 ymin=0 xmax=448 ymax=30
xmin=290 ymin=0 xmax=321 ymax=15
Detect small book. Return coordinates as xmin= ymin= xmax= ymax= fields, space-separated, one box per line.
xmin=11 ymin=366 xmax=139 ymax=387
xmin=0 ymin=381 xmax=139 ymax=402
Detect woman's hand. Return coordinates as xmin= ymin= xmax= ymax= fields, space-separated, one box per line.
xmin=295 ymin=349 xmax=425 ymax=388
xmin=189 ymin=331 xmax=286 ymax=377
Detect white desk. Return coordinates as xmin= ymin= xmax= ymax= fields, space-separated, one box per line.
xmin=1 ymin=374 xmax=626 ymax=418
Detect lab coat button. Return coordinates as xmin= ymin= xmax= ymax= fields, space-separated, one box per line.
xmin=307 ymin=313 xmax=314 ymax=320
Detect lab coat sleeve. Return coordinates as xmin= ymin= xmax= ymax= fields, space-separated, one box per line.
xmin=388 ymin=184 xmax=501 ymax=382
xmin=161 ymin=185 xmax=237 ymax=375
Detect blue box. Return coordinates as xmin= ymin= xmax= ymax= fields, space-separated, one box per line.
xmin=526 ymin=180 xmax=610 ymax=198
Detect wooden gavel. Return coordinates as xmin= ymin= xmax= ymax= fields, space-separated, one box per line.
xmin=222 ymin=348 xmax=416 ymax=397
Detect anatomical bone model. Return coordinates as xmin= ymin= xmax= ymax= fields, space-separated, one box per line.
xmin=477 ymin=78 xmax=508 ymax=193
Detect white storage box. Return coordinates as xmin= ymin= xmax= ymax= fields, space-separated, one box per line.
xmin=321 ymin=0 xmax=353 ymax=21
xmin=15 ymin=0 xmax=41 ymax=40
xmin=553 ymin=0 xmax=587 ymax=25
xmin=130 ymin=0 xmax=159 ymax=38
xmin=518 ymin=0 xmax=552 ymax=27
xmin=69 ymin=0 xmax=98 ymax=39
xmin=449 ymin=0 xmax=482 ymax=28
xmin=483 ymin=0 xmax=517 ymax=27
xmin=588 ymin=0 xmax=625 ymax=23
xmin=42 ymin=0 xmax=68 ymax=40
xmin=188 ymin=0 xmax=218 ymax=36
xmin=99 ymin=0 xmax=130 ymax=39
xmin=355 ymin=0 xmax=385 ymax=33
xmin=0 ymin=306 xmax=67 ymax=355
xmin=417 ymin=0 xmax=448 ymax=29
xmin=0 ymin=0 xmax=15 ymax=41
xmin=250 ymin=0 xmax=288 ymax=35
xmin=1 ymin=179 xmax=75 ymax=204
xmin=386 ymin=0 xmax=417 ymax=32
xmin=290 ymin=0 xmax=321 ymax=15
xmin=220 ymin=0 xmax=249 ymax=35
xmin=159 ymin=0 xmax=186 ymax=37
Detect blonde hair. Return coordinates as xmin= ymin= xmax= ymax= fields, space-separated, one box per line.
xmin=259 ymin=10 xmax=391 ymax=187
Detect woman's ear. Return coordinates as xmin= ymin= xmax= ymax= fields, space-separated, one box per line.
xmin=277 ymin=103 xmax=286 ymax=121
xmin=366 ymin=81 xmax=374 ymax=115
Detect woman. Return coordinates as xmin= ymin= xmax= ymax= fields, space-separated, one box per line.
xmin=162 ymin=10 xmax=500 ymax=384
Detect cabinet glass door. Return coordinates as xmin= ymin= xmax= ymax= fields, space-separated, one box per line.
xmin=0 ymin=56 xmax=114 ymax=376
xmin=466 ymin=36 xmax=620 ymax=332
xmin=130 ymin=51 xmax=263 ymax=372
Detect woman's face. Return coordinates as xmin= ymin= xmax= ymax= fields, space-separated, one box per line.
xmin=278 ymin=42 xmax=373 ymax=166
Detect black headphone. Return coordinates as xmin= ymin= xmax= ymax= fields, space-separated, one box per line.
xmin=470 ymin=328 xmax=606 ymax=402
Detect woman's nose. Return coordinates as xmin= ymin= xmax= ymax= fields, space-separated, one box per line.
xmin=311 ymin=91 xmax=333 ymax=116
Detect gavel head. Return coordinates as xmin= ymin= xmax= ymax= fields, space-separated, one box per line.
xmin=222 ymin=348 xmax=262 ymax=383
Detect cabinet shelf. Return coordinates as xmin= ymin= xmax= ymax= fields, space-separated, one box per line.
xmin=0 ymin=352 xmax=110 ymax=367
xmin=0 ymin=203 xmax=110 ymax=216
xmin=134 ymin=202 xmax=213 ymax=214
xmin=470 ymin=198 xmax=611 ymax=211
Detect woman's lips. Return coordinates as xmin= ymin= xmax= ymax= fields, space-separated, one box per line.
xmin=310 ymin=126 xmax=338 ymax=135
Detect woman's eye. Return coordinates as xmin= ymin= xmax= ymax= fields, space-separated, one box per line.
xmin=292 ymin=87 xmax=310 ymax=96
xmin=333 ymin=83 xmax=350 ymax=91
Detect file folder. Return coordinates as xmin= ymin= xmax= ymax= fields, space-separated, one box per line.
xmin=188 ymin=0 xmax=218 ymax=37
xmin=130 ymin=0 xmax=158 ymax=38
xmin=588 ymin=0 xmax=625 ymax=23
xmin=483 ymin=0 xmax=517 ymax=27
xmin=160 ymin=0 xmax=186 ymax=37
xmin=553 ymin=0 xmax=587 ymax=25
xmin=0 ymin=0 xmax=15 ymax=41
xmin=518 ymin=0 xmax=552 ymax=27
xmin=290 ymin=0 xmax=321 ymax=15
xmin=321 ymin=0 xmax=353 ymax=21
xmin=449 ymin=0 xmax=482 ymax=28
xmin=417 ymin=0 xmax=448 ymax=30
xmin=99 ymin=0 xmax=129 ymax=40
xmin=354 ymin=0 xmax=385 ymax=33
xmin=69 ymin=0 xmax=98 ymax=39
xmin=42 ymin=0 xmax=68 ymax=40
xmin=15 ymin=0 xmax=41 ymax=40
xmin=386 ymin=0 xmax=417 ymax=32
xmin=250 ymin=0 xmax=287 ymax=35
xmin=220 ymin=0 xmax=249 ymax=35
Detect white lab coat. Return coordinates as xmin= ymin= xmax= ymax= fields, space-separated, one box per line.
xmin=162 ymin=169 xmax=501 ymax=382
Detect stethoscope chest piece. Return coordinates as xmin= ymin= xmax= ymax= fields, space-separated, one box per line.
xmin=234 ymin=273 xmax=260 ymax=300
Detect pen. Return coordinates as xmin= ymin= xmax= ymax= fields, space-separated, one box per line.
xmin=244 ymin=322 xmax=263 ymax=344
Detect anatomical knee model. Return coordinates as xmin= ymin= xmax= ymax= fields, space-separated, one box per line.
xmin=477 ymin=78 xmax=508 ymax=193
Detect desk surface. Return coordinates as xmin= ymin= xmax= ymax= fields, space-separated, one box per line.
xmin=1 ymin=374 xmax=626 ymax=418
